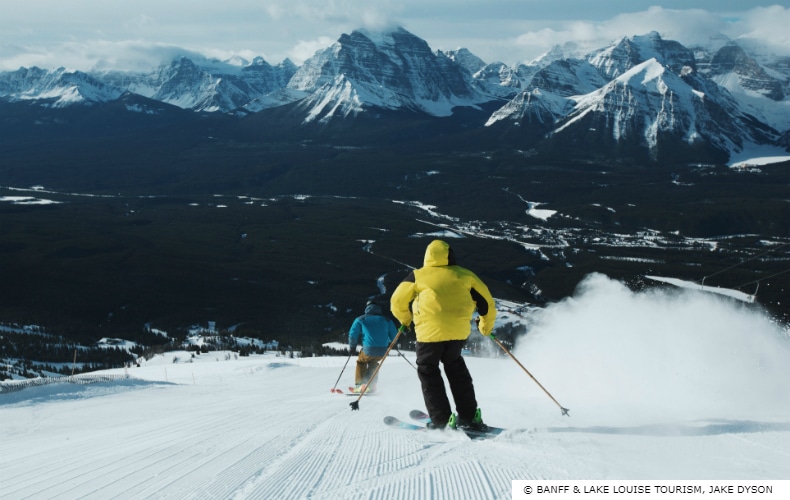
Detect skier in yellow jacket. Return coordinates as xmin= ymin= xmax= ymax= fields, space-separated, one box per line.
xmin=390 ymin=239 xmax=496 ymax=430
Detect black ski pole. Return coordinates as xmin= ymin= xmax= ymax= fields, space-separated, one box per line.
xmin=395 ymin=346 xmax=417 ymax=371
xmin=331 ymin=351 xmax=354 ymax=394
xmin=491 ymin=335 xmax=570 ymax=416
xmin=349 ymin=325 xmax=406 ymax=410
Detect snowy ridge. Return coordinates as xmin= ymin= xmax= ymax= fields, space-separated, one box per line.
xmin=485 ymin=88 xmax=571 ymax=127
xmin=559 ymin=59 xmax=700 ymax=149
xmin=546 ymin=57 xmax=777 ymax=158
xmin=587 ymin=32 xmax=696 ymax=80
xmin=482 ymin=31 xmax=788 ymax=162
xmin=300 ymin=75 xmax=367 ymax=123
xmin=1 ymin=28 xmax=789 ymax=162
xmin=0 ymin=67 xmax=122 ymax=106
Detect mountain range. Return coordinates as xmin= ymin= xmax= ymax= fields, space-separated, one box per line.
xmin=1 ymin=27 xmax=789 ymax=164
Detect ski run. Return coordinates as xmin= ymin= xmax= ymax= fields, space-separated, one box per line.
xmin=1 ymin=274 xmax=789 ymax=499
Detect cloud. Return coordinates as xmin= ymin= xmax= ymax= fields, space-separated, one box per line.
xmin=288 ymin=37 xmax=338 ymax=65
xmin=259 ymin=0 xmax=399 ymax=30
xmin=1 ymin=3 xmax=789 ymax=71
xmin=505 ymin=6 xmax=790 ymax=63
xmin=738 ymin=5 xmax=790 ymax=53
xmin=0 ymin=40 xmax=213 ymax=73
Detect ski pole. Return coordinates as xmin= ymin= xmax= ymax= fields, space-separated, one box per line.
xmin=395 ymin=346 xmax=417 ymax=371
xmin=331 ymin=351 xmax=354 ymax=394
xmin=491 ymin=335 xmax=570 ymax=416
xmin=349 ymin=325 xmax=407 ymax=410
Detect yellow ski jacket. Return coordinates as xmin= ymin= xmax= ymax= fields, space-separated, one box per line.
xmin=390 ymin=240 xmax=496 ymax=343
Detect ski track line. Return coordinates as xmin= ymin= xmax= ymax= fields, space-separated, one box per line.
xmin=277 ymin=422 xmax=537 ymax=500
xmin=0 ymin=398 xmax=194 ymax=497
xmin=310 ymin=427 xmax=440 ymax=499
xmin=194 ymin=406 xmax=341 ymax=499
xmin=228 ymin=408 xmax=364 ymax=499
xmin=1 ymin=363 xmax=348 ymax=498
xmin=1 ymin=381 xmax=280 ymax=498
xmin=84 ymin=399 xmax=318 ymax=498
xmin=7 ymin=416 xmax=248 ymax=500
xmin=360 ymin=438 xmax=522 ymax=500
xmin=4 ymin=407 xmax=217 ymax=493
xmin=132 ymin=429 xmax=290 ymax=499
xmin=107 ymin=385 xmax=303 ymax=498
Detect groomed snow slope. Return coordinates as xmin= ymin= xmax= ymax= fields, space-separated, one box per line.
xmin=1 ymin=275 xmax=789 ymax=499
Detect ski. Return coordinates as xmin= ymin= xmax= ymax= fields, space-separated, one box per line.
xmin=409 ymin=409 xmax=431 ymax=424
xmin=385 ymin=413 xmax=504 ymax=439
xmin=348 ymin=386 xmax=376 ymax=395
xmin=409 ymin=409 xmax=505 ymax=439
xmin=384 ymin=416 xmax=425 ymax=431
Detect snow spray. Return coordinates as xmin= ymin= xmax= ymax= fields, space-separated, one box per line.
xmin=510 ymin=273 xmax=790 ymax=425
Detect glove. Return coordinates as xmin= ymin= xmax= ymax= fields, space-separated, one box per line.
xmin=489 ymin=332 xmax=497 ymax=341
xmin=398 ymin=324 xmax=411 ymax=334
xmin=349 ymin=344 xmax=357 ymax=353
xmin=475 ymin=317 xmax=493 ymax=337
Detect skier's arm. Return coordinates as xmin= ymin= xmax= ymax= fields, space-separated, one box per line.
xmin=390 ymin=273 xmax=416 ymax=328
xmin=470 ymin=279 xmax=496 ymax=335
xmin=348 ymin=319 xmax=362 ymax=351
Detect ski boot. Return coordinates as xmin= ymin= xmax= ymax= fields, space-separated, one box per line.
xmin=449 ymin=408 xmax=488 ymax=432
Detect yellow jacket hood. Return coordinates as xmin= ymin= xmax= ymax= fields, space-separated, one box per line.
xmin=423 ymin=239 xmax=456 ymax=267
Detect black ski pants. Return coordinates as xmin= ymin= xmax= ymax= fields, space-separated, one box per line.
xmin=415 ymin=339 xmax=477 ymax=426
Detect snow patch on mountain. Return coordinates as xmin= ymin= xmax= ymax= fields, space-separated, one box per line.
xmin=301 ymin=75 xmax=366 ymax=123
xmin=485 ymin=88 xmax=571 ymax=127
xmin=556 ymin=59 xmax=702 ymax=150
xmin=728 ymin=144 xmax=790 ymax=167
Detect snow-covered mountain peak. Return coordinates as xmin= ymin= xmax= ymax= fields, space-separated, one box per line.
xmin=445 ymin=48 xmax=487 ymax=74
xmin=485 ymin=87 xmax=572 ymax=127
xmin=588 ymin=32 xmax=696 ymax=80
xmin=286 ymin=26 xmax=482 ymax=120
xmin=223 ymin=55 xmax=250 ymax=67
xmin=550 ymin=54 xmax=779 ymax=160
xmin=0 ymin=66 xmax=123 ymax=106
xmin=0 ymin=28 xmax=787 ymax=163
xmin=617 ymin=57 xmax=668 ymax=86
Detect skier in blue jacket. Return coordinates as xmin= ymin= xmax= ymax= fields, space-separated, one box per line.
xmin=348 ymin=300 xmax=398 ymax=393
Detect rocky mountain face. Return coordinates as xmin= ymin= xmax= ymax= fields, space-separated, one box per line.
xmin=285 ymin=28 xmax=482 ymax=122
xmin=98 ymin=56 xmax=298 ymax=112
xmin=1 ymin=27 xmax=788 ymax=163
xmin=480 ymin=31 xmax=786 ymax=162
xmin=0 ymin=66 xmax=123 ymax=105
xmin=702 ymin=42 xmax=786 ymax=101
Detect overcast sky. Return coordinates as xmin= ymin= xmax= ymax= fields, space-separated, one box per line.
xmin=1 ymin=1 xmax=789 ymax=71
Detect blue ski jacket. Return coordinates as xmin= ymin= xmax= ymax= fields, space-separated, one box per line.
xmin=348 ymin=303 xmax=398 ymax=357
